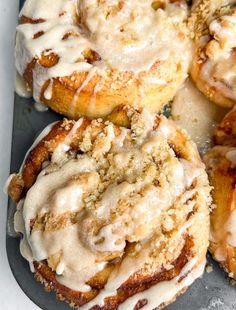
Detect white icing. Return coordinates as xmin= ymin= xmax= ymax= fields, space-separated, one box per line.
xmin=20 ymin=121 xmax=58 ymax=171
xmin=111 ymin=127 xmax=129 ymax=152
xmin=201 ymin=55 xmax=236 ymax=101
xmin=14 ymin=200 xmax=35 ymax=272
xmin=31 ymin=225 xmax=106 ymax=291
xmin=77 ymin=0 xmax=188 ymax=72
xmin=209 ymin=15 xmax=236 ymax=52
xmin=70 ymin=67 xmax=98 ymax=115
xmin=20 ymin=0 xmax=70 ymax=20
xmin=51 ymin=143 xmax=70 ymax=164
xmin=142 ymin=77 xmax=166 ymax=85
xmin=15 ymin=71 xmax=32 ymax=98
xmin=83 ymin=216 xmax=197 ymax=309
xmin=83 ymin=257 xmax=205 ymax=310
xmin=23 ymin=157 xmax=97 ymax=226
xmin=43 ymin=79 xmax=53 ymax=100
xmin=34 ymin=101 xmax=49 ymax=112
xmin=51 ymin=118 xmax=84 ymax=163
xmin=119 ymin=259 xmax=206 ymax=310
xmin=87 ymin=78 xmax=104 ymax=116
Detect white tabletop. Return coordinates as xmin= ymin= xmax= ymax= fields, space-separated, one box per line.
xmin=0 ymin=1 xmax=38 ymax=309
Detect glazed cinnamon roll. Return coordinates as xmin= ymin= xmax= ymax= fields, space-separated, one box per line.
xmin=190 ymin=0 xmax=236 ymax=108
xmin=204 ymin=109 xmax=236 ymax=279
xmin=7 ymin=107 xmax=211 ymax=309
xmin=15 ymin=0 xmax=191 ymax=119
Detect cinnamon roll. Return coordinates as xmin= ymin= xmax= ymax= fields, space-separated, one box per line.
xmin=204 ymin=109 xmax=236 ymax=279
xmin=15 ymin=0 xmax=191 ymax=119
xmin=190 ymin=0 xmax=236 ymax=108
xmin=7 ymin=107 xmax=211 ymax=309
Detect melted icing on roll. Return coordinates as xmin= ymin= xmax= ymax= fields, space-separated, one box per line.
xmin=34 ymin=102 xmax=49 ymax=112
xmin=16 ymin=0 xmax=190 ymax=102
xmin=117 ymin=258 xmax=206 ymax=310
xmin=208 ymin=146 xmax=236 ymax=253
xmin=205 ymin=144 xmax=236 ymax=266
xmin=200 ymin=4 xmax=236 ymax=101
xmin=15 ymin=71 xmax=32 ymax=98
xmin=10 ymin=108 xmax=211 ymax=308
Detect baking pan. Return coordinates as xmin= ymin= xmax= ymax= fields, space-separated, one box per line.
xmin=5 ymin=1 xmax=236 ymax=309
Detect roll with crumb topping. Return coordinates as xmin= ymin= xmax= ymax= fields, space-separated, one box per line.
xmin=7 ymin=107 xmax=211 ymax=309
xmin=190 ymin=0 xmax=236 ymax=108
xmin=15 ymin=0 xmax=191 ymax=119
xmin=204 ymin=108 xmax=236 ymax=279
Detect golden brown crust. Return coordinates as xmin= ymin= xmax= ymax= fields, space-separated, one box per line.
xmin=22 ymin=50 xmax=186 ymax=120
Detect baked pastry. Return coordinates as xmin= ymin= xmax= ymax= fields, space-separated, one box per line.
xmin=15 ymin=0 xmax=191 ymax=119
xmin=204 ymin=109 xmax=236 ymax=279
xmin=190 ymin=0 xmax=236 ymax=108
xmin=6 ymin=107 xmax=211 ymax=309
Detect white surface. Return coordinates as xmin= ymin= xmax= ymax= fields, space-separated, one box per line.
xmin=0 ymin=1 xmax=38 ymax=309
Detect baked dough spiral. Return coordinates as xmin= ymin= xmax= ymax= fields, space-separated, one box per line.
xmin=15 ymin=0 xmax=191 ymax=119
xmin=7 ymin=107 xmax=211 ymax=309
xmin=190 ymin=0 xmax=236 ymax=108
xmin=204 ymin=108 xmax=236 ymax=279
